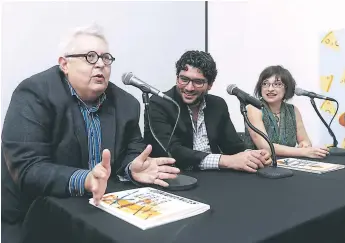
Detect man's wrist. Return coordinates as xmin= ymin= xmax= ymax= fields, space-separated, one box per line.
xmin=84 ymin=171 xmax=92 ymax=193
xmin=219 ymin=154 xmax=238 ymax=169
xmin=126 ymin=162 xmax=146 ymax=187
xmin=219 ymin=155 xmax=228 ymax=168
xmin=69 ymin=169 xmax=90 ymax=196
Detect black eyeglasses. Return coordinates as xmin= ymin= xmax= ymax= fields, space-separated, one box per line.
xmin=65 ymin=51 xmax=115 ymax=65
xmin=177 ymin=75 xmax=207 ymax=88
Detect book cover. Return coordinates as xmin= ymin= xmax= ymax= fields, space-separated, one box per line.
xmin=89 ymin=187 xmax=210 ymax=230
xmin=277 ymin=158 xmax=345 ymax=174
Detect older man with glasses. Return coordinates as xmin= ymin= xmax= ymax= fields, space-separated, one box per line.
xmin=144 ymin=50 xmax=271 ymax=172
xmin=1 ymin=24 xmax=179 ymax=243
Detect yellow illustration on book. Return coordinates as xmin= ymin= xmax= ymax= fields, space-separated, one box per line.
xmin=320 ymin=100 xmax=336 ymax=116
xmin=342 ymin=138 xmax=345 ymax=149
xmin=341 ymin=70 xmax=345 ymax=84
xmin=101 ymin=194 xmax=161 ymax=220
xmin=321 ymin=31 xmax=340 ymax=51
xmin=320 ymin=75 xmax=334 ymax=92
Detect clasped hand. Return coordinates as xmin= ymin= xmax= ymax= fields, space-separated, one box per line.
xmin=219 ymin=149 xmax=272 ymax=172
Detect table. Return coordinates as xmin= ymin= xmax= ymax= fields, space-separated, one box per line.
xmin=22 ymin=155 xmax=345 ymax=243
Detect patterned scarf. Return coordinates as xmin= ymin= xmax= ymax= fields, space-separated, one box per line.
xmin=244 ymin=101 xmax=297 ymax=149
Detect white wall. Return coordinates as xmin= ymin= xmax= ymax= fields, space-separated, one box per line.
xmin=208 ymin=0 xmax=345 ymax=145
xmin=1 ymin=1 xmax=205 ymax=131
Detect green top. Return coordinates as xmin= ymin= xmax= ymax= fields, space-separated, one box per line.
xmin=244 ymin=102 xmax=297 ymax=149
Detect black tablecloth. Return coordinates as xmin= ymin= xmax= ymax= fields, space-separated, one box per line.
xmin=23 ymin=156 xmax=345 ymax=243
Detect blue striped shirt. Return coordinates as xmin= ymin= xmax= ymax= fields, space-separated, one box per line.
xmin=67 ymin=80 xmax=106 ymax=196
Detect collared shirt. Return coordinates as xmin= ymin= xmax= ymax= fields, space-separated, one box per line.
xmin=66 ymin=80 xmax=107 ymax=196
xmin=187 ymin=99 xmax=221 ymax=170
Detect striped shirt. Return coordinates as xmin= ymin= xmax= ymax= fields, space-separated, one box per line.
xmin=66 ymin=80 xmax=106 ymax=196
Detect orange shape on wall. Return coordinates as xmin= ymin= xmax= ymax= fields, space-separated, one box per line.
xmin=339 ymin=112 xmax=345 ymax=127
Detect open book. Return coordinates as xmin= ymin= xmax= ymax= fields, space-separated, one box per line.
xmin=89 ymin=187 xmax=210 ymax=230
xmin=277 ymin=158 xmax=345 ymax=174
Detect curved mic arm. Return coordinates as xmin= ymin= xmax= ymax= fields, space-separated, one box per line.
xmin=143 ymin=92 xmax=171 ymax=157
xmin=143 ymin=92 xmax=180 ymax=158
xmin=309 ymin=98 xmax=338 ymax=147
xmin=240 ymin=102 xmax=277 ymax=167
xmin=166 ymin=99 xmax=180 ymax=153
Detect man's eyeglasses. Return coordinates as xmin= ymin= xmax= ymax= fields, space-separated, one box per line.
xmin=261 ymin=81 xmax=285 ymax=89
xmin=177 ymin=75 xmax=207 ymax=88
xmin=65 ymin=51 xmax=115 ymax=65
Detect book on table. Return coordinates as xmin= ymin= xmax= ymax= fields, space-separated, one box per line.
xmin=89 ymin=187 xmax=210 ymax=230
xmin=277 ymin=158 xmax=345 ymax=174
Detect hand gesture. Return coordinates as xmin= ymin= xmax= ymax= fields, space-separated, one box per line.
xmin=130 ymin=145 xmax=180 ymax=187
xmin=85 ymin=149 xmax=111 ymax=205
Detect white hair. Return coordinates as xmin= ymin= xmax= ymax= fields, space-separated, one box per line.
xmin=58 ymin=23 xmax=108 ymax=57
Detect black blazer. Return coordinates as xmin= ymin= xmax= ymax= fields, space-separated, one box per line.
xmin=1 ymin=66 xmax=145 ymax=239
xmin=144 ymin=86 xmax=245 ymax=170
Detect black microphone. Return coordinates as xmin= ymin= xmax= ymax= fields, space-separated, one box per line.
xmin=295 ymin=87 xmax=336 ymax=101
xmin=227 ymin=84 xmax=263 ymax=109
xmin=122 ymin=72 xmax=174 ymax=102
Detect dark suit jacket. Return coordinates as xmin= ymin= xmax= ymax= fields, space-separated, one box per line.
xmin=144 ymin=86 xmax=245 ymax=170
xmin=1 ymin=66 xmax=145 ymax=242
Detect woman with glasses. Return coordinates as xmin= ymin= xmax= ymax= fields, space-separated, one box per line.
xmin=244 ymin=65 xmax=329 ymax=158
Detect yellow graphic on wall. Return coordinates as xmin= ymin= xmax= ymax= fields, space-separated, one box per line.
xmin=320 ymin=100 xmax=336 ymax=116
xmin=341 ymin=70 xmax=345 ymax=84
xmin=339 ymin=112 xmax=345 ymax=127
xmin=320 ymin=75 xmax=333 ymax=92
xmin=321 ymin=31 xmax=340 ymax=51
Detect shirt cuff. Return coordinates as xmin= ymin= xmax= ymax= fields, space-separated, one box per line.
xmin=68 ymin=169 xmax=90 ymax=196
xmin=122 ymin=163 xmax=132 ymax=181
xmin=199 ymin=154 xmax=221 ymax=170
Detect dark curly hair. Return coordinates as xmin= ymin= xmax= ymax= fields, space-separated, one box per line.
xmin=254 ymin=65 xmax=296 ymax=100
xmin=175 ymin=50 xmax=218 ymax=84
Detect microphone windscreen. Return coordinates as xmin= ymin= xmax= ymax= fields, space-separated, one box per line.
xmin=122 ymin=72 xmax=134 ymax=85
xmin=294 ymin=87 xmax=305 ymax=96
xmin=227 ymin=84 xmax=237 ymax=95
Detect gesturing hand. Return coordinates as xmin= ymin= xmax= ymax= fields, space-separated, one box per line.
xmin=85 ymin=149 xmax=111 ymax=206
xmin=130 ymin=145 xmax=180 ymax=187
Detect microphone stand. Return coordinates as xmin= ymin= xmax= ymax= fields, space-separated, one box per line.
xmin=142 ymin=92 xmax=197 ymax=190
xmin=310 ymin=98 xmax=345 ymax=156
xmin=240 ymin=102 xmax=293 ymax=178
